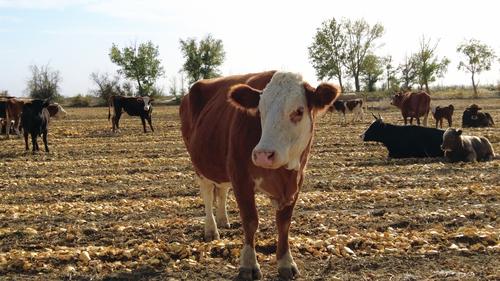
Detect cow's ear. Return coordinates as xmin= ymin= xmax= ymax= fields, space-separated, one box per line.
xmin=456 ymin=129 xmax=462 ymax=136
xmin=43 ymin=100 xmax=50 ymax=108
xmin=305 ymin=82 xmax=340 ymax=113
xmin=227 ymin=84 xmax=261 ymax=115
xmin=149 ymin=98 xmax=154 ymax=102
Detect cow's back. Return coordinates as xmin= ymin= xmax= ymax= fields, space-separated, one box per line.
xmin=403 ymin=92 xmax=430 ymax=117
xmin=180 ymin=71 xmax=275 ymax=182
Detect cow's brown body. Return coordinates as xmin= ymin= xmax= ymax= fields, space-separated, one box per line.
xmin=432 ymin=104 xmax=454 ymax=128
xmin=391 ymin=91 xmax=430 ymax=126
xmin=0 ymin=97 xmax=24 ymax=138
xmin=180 ymin=71 xmax=339 ymax=280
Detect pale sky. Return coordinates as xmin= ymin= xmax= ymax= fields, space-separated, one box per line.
xmin=1 ymin=0 xmax=499 ymax=97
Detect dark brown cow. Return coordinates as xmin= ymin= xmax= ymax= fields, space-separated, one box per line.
xmin=432 ymin=104 xmax=454 ymax=128
xmin=0 ymin=97 xmax=24 ymax=138
xmin=180 ymin=71 xmax=339 ymax=280
xmin=391 ymin=91 xmax=430 ymax=126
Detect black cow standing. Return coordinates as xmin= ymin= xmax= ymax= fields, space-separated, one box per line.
xmin=361 ymin=114 xmax=444 ymax=158
xmin=21 ymin=99 xmax=50 ymax=152
xmin=108 ymin=96 xmax=154 ymax=133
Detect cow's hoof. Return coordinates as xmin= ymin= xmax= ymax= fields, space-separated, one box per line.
xmin=278 ymin=264 xmax=299 ymax=280
xmin=216 ymin=218 xmax=231 ymax=229
xmin=235 ymin=266 xmax=262 ymax=281
xmin=204 ymin=229 xmax=220 ymax=242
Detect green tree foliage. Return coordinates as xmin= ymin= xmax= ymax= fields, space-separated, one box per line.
xmin=308 ymin=18 xmax=346 ymax=92
xmin=343 ymin=19 xmax=384 ymax=92
xmin=361 ymin=54 xmax=384 ymax=92
xmin=69 ymin=94 xmax=92 ymax=107
xmin=179 ymin=34 xmax=225 ymax=84
xmin=109 ymin=41 xmax=164 ymax=97
xmin=398 ymin=54 xmax=419 ymax=91
xmin=457 ymin=39 xmax=496 ymax=98
xmin=414 ymin=36 xmax=450 ymax=93
xmin=26 ymin=64 xmax=62 ymax=101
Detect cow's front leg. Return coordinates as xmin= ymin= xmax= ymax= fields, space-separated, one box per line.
xmin=276 ymin=203 xmax=299 ymax=280
xmin=215 ymin=183 xmax=230 ymax=228
xmin=147 ymin=117 xmax=154 ymax=132
xmin=23 ymin=132 xmax=29 ymax=151
xmin=42 ymin=131 xmax=49 ymax=152
xmin=234 ymin=183 xmax=261 ymax=281
xmin=141 ymin=117 xmax=147 ymax=133
xmin=197 ymin=176 xmax=219 ymax=241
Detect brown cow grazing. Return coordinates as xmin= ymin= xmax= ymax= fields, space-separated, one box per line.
xmin=180 ymin=71 xmax=339 ymax=280
xmin=0 ymin=97 xmax=24 ymax=138
xmin=432 ymin=104 xmax=454 ymax=128
xmin=441 ymin=128 xmax=495 ymax=162
xmin=391 ymin=91 xmax=430 ymax=126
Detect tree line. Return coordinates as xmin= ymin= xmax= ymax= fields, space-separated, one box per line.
xmin=9 ymin=17 xmax=498 ymax=104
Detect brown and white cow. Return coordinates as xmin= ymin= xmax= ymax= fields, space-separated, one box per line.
xmin=0 ymin=97 xmax=24 ymax=138
xmin=47 ymin=103 xmax=68 ymax=119
xmin=441 ymin=128 xmax=495 ymax=162
xmin=180 ymin=71 xmax=339 ymax=280
xmin=328 ymin=99 xmax=364 ymax=124
xmin=391 ymin=91 xmax=430 ymax=126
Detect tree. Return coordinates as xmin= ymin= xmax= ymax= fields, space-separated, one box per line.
xmin=179 ymin=34 xmax=225 ymax=84
xmin=343 ymin=19 xmax=384 ymax=92
xmin=308 ymin=18 xmax=347 ymax=91
xmin=109 ymin=41 xmax=164 ymax=97
xmin=26 ymin=64 xmax=62 ymax=101
xmin=414 ymin=36 xmax=450 ymax=93
xmin=90 ymin=72 xmax=122 ymax=104
xmin=457 ymin=39 xmax=496 ymax=98
xmin=360 ymin=54 xmax=384 ymax=92
xmin=398 ymin=54 xmax=419 ymax=91
xmin=0 ymin=90 xmax=8 ymax=97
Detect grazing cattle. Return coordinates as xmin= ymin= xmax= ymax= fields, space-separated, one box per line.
xmin=21 ymin=99 xmax=50 ymax=152
xmin=391 ymin=91 xmax=430 ymax=126
xmin=0 ymin=97 xmax=24 ymax=138
xmin=462 ymin=104 xmax=494 ymax=128
xmin=432 ymin=104 xmax=454 ymax=128
xmin=47 ymin=103 xmax=68 ymax=119
xmin=361 ymin=114 xmax=444 ymax=158
xmin=108 ymin=96 xmax=154 ymax=133
xmin=441 ymin=128 xmax=495 ymax=162
xmin=328 ymin=99 xmax=364 ymax=124
xmin=180 ymin=71 xmax=339 ymax=280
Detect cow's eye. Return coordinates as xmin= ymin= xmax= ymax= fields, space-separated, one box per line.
xmin=290 ymin=107 xmax=304 ymax=123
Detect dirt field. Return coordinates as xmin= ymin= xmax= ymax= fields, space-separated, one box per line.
xmin=0 ymin=99 xmax=499 ymax=281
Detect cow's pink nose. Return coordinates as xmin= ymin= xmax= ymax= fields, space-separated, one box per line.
xmin=253 ymin=150 xmax=276 ymax=167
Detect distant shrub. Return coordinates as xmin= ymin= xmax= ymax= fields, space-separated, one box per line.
xmin=69 ymin=94 xmax=92 ymax=107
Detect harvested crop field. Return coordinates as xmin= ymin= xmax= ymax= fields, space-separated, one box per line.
xmin=0 ymin=98 xmax=499 ymax=280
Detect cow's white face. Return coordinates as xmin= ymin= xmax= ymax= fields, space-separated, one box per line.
xmin=253 ymin=72 xmax=312 ymax=170
xmin=54 ymin=104 xmax=67 ymax=119
xmin=142 ymin=97 xmax=152 ymax=111
xmin=228 ymin=71 xmax=340 ymax=171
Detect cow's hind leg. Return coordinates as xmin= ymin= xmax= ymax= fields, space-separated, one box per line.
xmin=215 ymin=183 xmax=230 ymax=228
xmin=23 ymin=132 xmax=29 ymax=151
xmin=276 ymin=201 xmax=299 ymax=280
xmin=197 ymin=176 xmax=220 ymax=241
xmin=42 ymin=131 xmax=49 ymax=152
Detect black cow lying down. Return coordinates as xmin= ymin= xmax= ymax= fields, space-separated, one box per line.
xmin=361 ymin=114 xmax=444 ymax=158
xmin=108 ymin=95 xmax=154 ymax=133
xmin=21 ymin=99 xmax=50 ymax=152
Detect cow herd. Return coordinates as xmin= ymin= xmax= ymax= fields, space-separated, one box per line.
xmin=1 ymin=71 xmax=498 ymax=280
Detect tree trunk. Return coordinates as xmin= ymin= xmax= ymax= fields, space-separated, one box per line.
xmin=337 ymin=75 xmax=344 ymax=93
xmin=136 ymin=78 xmax=143 ymax=96
xmin=354 ymin=74 xmax=360 ymax=92
xmin=471 ymin=73 xmax=478 ymax=99
xmin=424 ymin=80 xmax=430 ymax=94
